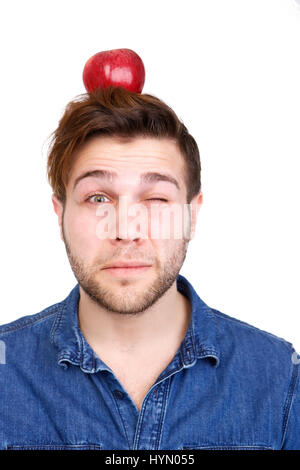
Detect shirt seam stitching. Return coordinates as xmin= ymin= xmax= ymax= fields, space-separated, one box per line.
xmin=211 ymin=308 xmax=292 ymax=351
xmin=0 ymin=307 xmax=60 ymax=336
xmin=157 ymin=377 xmax=171 ymax=450
xmin=280 ymin=359 xmax=299 ymax=448
xmin=50 ymin=302 xmax=67 ymax=346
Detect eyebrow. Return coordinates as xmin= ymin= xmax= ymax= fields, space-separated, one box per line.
xmin=72 ymin=169 xmax=181 ymax=192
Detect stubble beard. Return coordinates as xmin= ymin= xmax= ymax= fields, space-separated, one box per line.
xmin=62 ymin=225 xmax=189 ymax=316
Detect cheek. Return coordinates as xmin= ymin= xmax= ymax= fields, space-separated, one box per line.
xmin=152 ymin=239 xmax=186 ymax=270
xmin=63 ymin=209 xmax=99 ymax=247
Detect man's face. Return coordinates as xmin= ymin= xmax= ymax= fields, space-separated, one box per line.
xmin=52 ymin=135 xmax=202 ymax=315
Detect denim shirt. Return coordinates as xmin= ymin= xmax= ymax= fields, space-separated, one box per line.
xmin=0 ymin=274 xmax=299 ymax=450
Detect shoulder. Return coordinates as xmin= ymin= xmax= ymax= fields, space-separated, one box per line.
xmin=0 ymin=300 xmax=63 ymax=339
xmin=212 ymin=306 xmax=294 ymax=352
xmin=208 ymin=305 xmax=300 ymax=449
xmin=210 ymin=306 xmax=297 ymax=384
xmin=0 ymin=298 xmax=66 ymax=370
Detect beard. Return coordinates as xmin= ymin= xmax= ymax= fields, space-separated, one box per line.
xmin=62 ymin=223 xmax=189 ymax=316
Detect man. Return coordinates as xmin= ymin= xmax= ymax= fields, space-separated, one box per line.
xmin=0 ymin=86 xmax=299 ymax=450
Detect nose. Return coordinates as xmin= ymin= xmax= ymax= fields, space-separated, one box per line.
xmin=116 ymin=197 xmax=148 ymax=241
xmin=95 ymin=196 xmax=148 ymax=242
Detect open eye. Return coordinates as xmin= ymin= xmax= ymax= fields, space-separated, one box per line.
xmin=87 ymin=193 xmax=110 ymax=204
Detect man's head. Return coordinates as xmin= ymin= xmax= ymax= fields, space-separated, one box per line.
xmin=48 ymin=86 xmax=203 ymax=315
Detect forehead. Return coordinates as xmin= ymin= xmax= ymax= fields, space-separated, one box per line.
xmin=68 ymin=135 xmax=186 ymax=186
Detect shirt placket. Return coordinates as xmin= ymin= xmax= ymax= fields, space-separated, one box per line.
xmin=104 ymin=350 xmax=191 ymax=450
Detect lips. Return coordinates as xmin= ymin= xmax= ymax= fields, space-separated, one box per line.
xmin=101 ymin=263 xmax=152 ymax=278
xmin=102 ymin=261 xmax=152 ymax=269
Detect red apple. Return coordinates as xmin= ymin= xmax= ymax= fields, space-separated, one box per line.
xmin=83 ymin=48 xmax=145 ymax=93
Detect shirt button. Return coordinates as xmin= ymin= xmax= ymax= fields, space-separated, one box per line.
xmin=114 ymin=390 xmax=124 ymax=399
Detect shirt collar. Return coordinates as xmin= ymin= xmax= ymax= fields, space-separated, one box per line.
xmin=51 ymin=273 xmax=220 ymax=373
xmin=176 ymin=274 xmax=220 ymax=368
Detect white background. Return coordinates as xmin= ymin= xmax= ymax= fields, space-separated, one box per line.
xmin=0 ymin=0 xmax=299 ymax=351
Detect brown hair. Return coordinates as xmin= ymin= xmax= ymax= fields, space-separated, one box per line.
xmin=46 ymin=86 xmax=201 ymax=205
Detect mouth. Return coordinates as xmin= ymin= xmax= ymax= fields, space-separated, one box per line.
xmin=102 ymin=265 xmax=152 ymax=277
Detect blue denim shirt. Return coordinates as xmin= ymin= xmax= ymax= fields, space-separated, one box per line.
xmin=0 ymin=274 xmax=299 ymax=450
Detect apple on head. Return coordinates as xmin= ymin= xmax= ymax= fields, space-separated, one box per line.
xmin=83 ymin=48 xmax=145 ymax=94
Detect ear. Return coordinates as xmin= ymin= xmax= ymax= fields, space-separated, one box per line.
xmin=189 ymin=192 xmax=203 ymax=241
xmin=52 ymin=194 xmax=64 ymax=242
